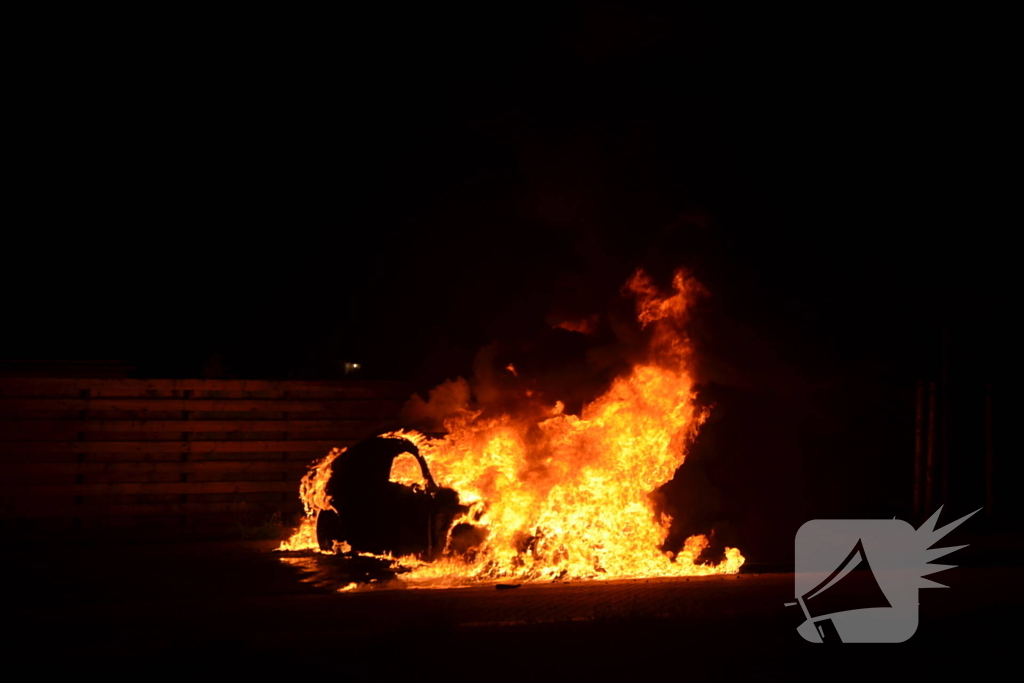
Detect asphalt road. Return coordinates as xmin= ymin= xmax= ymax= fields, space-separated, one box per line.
xmin=4 ymin=540 xmax=1019 ymax=679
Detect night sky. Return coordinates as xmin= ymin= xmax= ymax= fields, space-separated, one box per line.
xmin=5 ymin=7 xmax=1015 ymax=556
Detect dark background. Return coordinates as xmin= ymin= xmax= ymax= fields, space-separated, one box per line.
xmin=4 ymin=6 xmax=1016 ymax=562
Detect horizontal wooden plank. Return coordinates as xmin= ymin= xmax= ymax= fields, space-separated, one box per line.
xmin=0 ymin=398 xmax=405 ymax=414
xmin=0 ymin=439 xmax=349 ymax=455
xmin=0 ymin=461 xmax=312 ymax=476
xmin=0 ymin=412 xmax=395 ymax=422
xmin=1 ymin=494 xmax=302 ymax=514
xmin=0 ymin=433 xmax=380 ymax=445
xmin=1 ymin=524 xmax=288 ymax=544
xmin=61 ymin=491 xmax=294 ymax=506
xmin=0 ymin=378 xmax=415 ymax=397
xmin=3 ymin=473 xmax=302 ymax=486
xmin=0 ymin=500 xmax=295 ymax=519
xmin=0 ymin=481 xmax=297 ymax=495
xmin=0 ymin=418 xmax=395 ymax=435
xmin=82 ymin=452 xmax=325 ymax=463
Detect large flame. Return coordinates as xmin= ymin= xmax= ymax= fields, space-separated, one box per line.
xmin=278 ymin=268 xmax=744 ymax=583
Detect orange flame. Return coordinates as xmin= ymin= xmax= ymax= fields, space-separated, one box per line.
xmin=389 ymin=451 xmax=429 ymax=490
xmin=279 ymin=268 xmax=743 ymax=583
xmin=276 ymin=447 xmax=344 ymax=552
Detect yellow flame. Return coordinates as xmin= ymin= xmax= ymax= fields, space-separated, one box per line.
xmin=389 ymin=451 xmax=428 ymax=490
xmin=278 ymin=268 xmax=744 ymax=583
xmin=276 ymin=447 xmax=344 ymax=552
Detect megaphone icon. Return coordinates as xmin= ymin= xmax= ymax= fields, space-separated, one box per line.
xmin=791 ymin=509 xmax=979 ymax=643
xmin=794 ymin=538 xmax=892 ymax=643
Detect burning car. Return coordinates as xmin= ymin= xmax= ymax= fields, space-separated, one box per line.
xmin=279 ymin=268 xmax=745 ymax=584
xmin=312 ymin=434 xmax=469 ymax=560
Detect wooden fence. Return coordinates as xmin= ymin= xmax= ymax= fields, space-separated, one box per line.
xmin=0 ymin=378 xmax=414 ymax=543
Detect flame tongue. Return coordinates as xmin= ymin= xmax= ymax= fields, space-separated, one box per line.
xmin=278 ymin=268 xmax=744 ymax=583
xmin=276 ymin=446 xmax=343 ymax=552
